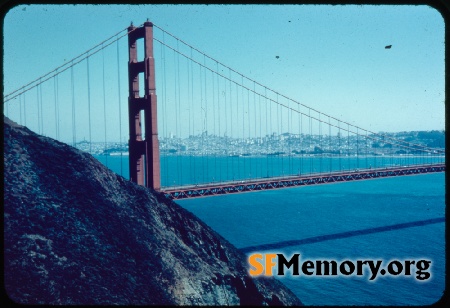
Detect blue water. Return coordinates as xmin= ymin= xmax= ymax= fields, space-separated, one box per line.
xmin=95 ymin=155 xmax=445 ymax=305
xmin=178 ymin=173 xmax=446 ymax=306
xmin=96 ymin=154 xmax=444 ymax=188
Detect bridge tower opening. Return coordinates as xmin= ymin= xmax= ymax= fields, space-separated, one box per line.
xmin=127 ymin=21 xmax=161 ymax=190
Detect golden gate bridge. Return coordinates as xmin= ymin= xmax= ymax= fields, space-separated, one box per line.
xmin=3 ymin=21 xmax=445 ymax=199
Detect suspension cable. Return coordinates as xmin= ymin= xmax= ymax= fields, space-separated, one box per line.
xmin=4 ymin=25 xmax=143 ymax=103
xmin=152 ymin=26 xmax=440 ymax=154
xmin=153 ymin=37 xmax=440 ymax=155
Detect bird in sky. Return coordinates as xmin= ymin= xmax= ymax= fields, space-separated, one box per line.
xmin=385 ymin=45 xmax=392 ymax=49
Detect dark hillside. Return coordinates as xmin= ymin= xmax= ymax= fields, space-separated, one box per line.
xmin=3 ymin=117 xmax=302 ymax=305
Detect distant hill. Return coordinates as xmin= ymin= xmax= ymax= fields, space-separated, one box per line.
xmin=387 ymin=130 xmax=445 ymax=149
xmin=3 ymin=117 xmax=302 ymax=305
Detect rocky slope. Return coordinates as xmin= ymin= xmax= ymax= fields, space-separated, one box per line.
xmin=3 ymin=117 xmax=302 ymax=305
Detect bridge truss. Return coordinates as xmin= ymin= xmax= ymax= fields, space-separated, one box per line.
xmin=162 ymin=163 xmax=445 ymax=199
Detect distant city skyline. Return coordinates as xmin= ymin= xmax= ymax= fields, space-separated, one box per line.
xmin=75 ymin=129 xmax=445 ymax=157
xmin=3 ymin=4 xmax=445 ymax=144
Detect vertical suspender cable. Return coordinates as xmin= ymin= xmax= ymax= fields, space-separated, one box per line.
xmin=172 ymin=48 xmax=178 ymax=186
xmin=357 ymin=127 xmax=359 ymax=169
xmin=54 ymin=71 xmax=60 ymax=140
xmin=309 ymin=109 xmax=312 ymax=175
xmin=422 ymin=143 xmax=425 ymax=166
xmin=173 ymin=48 xmax=179 ymax=186
xmin=36 ymin=85 xmax=39 ymax=133
xmin=36 ymin=80 xmax=42 ymax=134
xmin=177 ymin=40 xmax=183 ymax=185
xmin=212 ymin=69 xmax=216 ymax=182
xmin=338 ymin=121 xmax=341 ymax=171
xmin=236 ymin=79 xmax=240 ymax=178
xmin=299 ymin=106 xmax=302 ymax=176
xmin=247 ymin=88 xmax=250 ymax=179
xmin=157 ymin=36 xmax=163 ymax=185
xmin=56 ymin=74 xmax=60 ymax=139
xmin=36 ymin=80 xmax=40 ymax=134
xmin=289 ymin=98 xmax=292 ymax=175
xmin=23 ymin=92 xmax=27 ymax=126
xmin=405 ymin=143 xmax=411 ymax=166
xmin=203 ymin=55 xmax=208 ymax=183
xmin=265 ymin=87 xmax=269 ymax=177
xmin=286 ymin=98 xmax=289 ymax=175
xmin=229 ymin=70 xmax=233 ymax=180
xmin=329 ymin=116 xmax=331 ymax=173
xmin=241 ymin=75 xmax=245 ymax=179
xmin=271 ymin=91 xmax=274 ymax=177
xmin=187 ymin=54 xmax=192 ymax=184
xmin=258 ymin=91 xmax=261 ymax=179
xmin=217 ymin=62 xmax=221 ymax=182
xmin=299 ymin=113 xmax=306 ymax=175
xmin=373 ymin=134 xmax=376 ymax=169
xmin=71 ymin=63 xmax=76 ymax=146
xmin=347 ymin=123 xmax=350 ymax=171
xmin=199 ymin=62 xmax=204 ymax=184
xmin=116 ymin=36 xmax=123 ymax=176
xmin=224 ymin=68 xmax=228 ymax=181
xmin=102 ymin=46 xmax=108 ymax=167
xmin=253 ymin=82 xmax=257 ymax=179
xmin=86 ymin=55 xmax=92 ymax=153
xmin=277 ymin=93 xmax=281 ymax=176
xmin=53 ymin=75 xmax=57 ymax=139
xmin=190 ymin=47 xmax=195 ymax=184
xmin=223 ymin=68 xmax=228 ymax=181
xmin=19 ymin=94 xmax=22 ymax=124
xmin=163 ymin=34 xmax=169 ymax=185
xmin=389 ymin=135 xmax=393 ymax=168
xmin=39 ymin=81 xmax=44 ymax=135
xmin=319 ymin=112 xmax=322 ymax=174
xmin=365 ymin=130 xmax=368 ymax=169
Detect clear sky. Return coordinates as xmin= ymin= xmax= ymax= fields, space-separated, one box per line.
xmin=3 ymin=4 xmax=445 ymax=143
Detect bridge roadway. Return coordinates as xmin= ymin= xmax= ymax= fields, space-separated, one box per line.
xmin=161 ymin=163 xmax=445 ymax=199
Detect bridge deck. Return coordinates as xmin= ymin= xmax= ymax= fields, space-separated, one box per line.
xmin=160 ymin=163 xmax=445 ymax=199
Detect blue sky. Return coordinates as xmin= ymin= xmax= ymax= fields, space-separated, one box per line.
xmin=3 ymin=4 xmax=445 ymax=142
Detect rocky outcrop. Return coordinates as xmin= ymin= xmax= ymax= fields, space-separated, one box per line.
xmin=3 ymin=117 xmax=302 ymax=305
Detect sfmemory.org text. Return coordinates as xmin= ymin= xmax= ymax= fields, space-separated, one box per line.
xmin=248 ymin=253 xmax=431 ymax=281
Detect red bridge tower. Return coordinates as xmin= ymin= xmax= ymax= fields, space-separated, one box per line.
xmin=127 ymin=21 xmax=161 ymax=190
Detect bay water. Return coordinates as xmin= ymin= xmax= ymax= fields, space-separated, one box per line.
xmin=95 ymin=155 xmax=445 ymax=305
